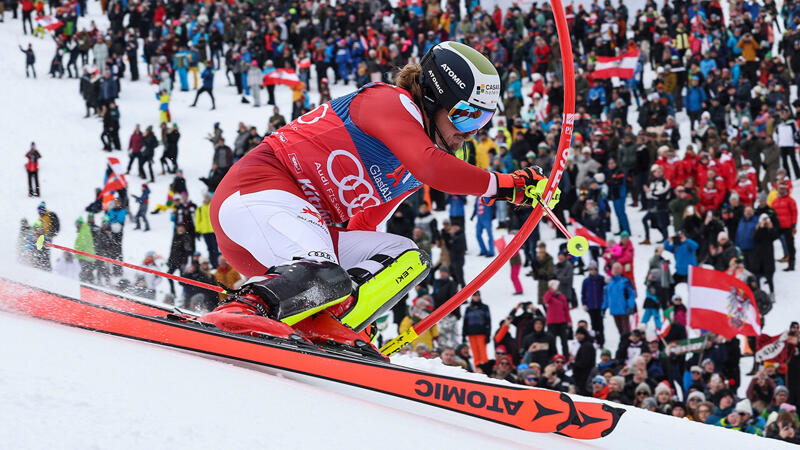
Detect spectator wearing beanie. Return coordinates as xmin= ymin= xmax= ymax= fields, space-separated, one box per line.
xmin=707 ymin=389 xmax=736 ymax=424
xmin=654 ymin=382 xmax=673 ymax=410
xmin=521 ymin=316 xmax=556 ymax=369
xmin=591 ymin=375 xmax=610 ymax=399
xmin=572 ymin=327 xmax=595 ymax=395
xmin=686 ymin=391 xmax=707 ymax=420
xmin=762 ymin=385 xmax=791 ymax=418
xmin=462 ymin=291 xmax=491 ymax=366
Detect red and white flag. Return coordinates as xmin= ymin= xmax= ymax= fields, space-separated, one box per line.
xmin=36 ymin=15 xmax=64 ymax=31
xmin=97 ymin=157 xmax=128 ymax=199
xmin=688 ymin=266 xmax=761 ymax=338
xmin=755 ymin=332 xmax=793 ymax=364
xmin=569 ymin=217 xmax=608 ymax=247
xmin=262 ymin=68 xmax=303 ymax=88
xmin=592 ymin=51 xmax=640 ymax=79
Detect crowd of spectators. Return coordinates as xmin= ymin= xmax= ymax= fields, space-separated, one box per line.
xmin=6 ymin=0 xmax=800 ymax=442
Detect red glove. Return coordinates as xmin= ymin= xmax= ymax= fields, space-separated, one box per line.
xmin=494 ymin=168 xmax=545 ymax=205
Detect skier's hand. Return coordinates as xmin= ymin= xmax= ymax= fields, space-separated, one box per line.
xmin=494 ymin=168 xmax=560 ymax=209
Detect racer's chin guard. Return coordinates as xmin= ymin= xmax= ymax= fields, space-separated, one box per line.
xmin=333 ymin=249 xmax=431 ymax=333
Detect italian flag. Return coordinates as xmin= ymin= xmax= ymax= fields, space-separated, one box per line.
xmin=569 ymin=217 xmax=608 ymax=247
xmin=262 ymin=68 xmax=303 ymax=88
xmin=688 ymin=266 xmax=761 ymax=338
xmin=593 ymin=51 xmax=640 ymax=79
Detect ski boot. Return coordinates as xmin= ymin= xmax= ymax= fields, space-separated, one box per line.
xmin=199 ymin=259 xmax=352 ymax=339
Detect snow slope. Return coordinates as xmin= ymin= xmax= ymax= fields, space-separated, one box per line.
xmin=0 ymin=3 xmax=799 ymax=448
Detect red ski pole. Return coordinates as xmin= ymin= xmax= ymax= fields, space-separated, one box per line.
xmin=380 ymin=0 xmax=576 ymax=356
xmin=529 ymin=190 xmax=589 ymax=257
xmin=35 ymin=235 xmax=227 ymax=294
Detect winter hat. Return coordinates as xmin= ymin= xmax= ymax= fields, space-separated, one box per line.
xmin=636 ymin=383 xmax=652 ymax=396
xmin=592 ymin=375 xmax=608 ymax=387
xmin=37 ymin=202 xmax=46 ymax=211
xmin=600 ymin=348 xmax=612 ymax=357
xmin=620 ymin=230 xmax=630 ymax=238
xmin=552 ymin=354 xmax=567 ymax=363
xmin=775 ymin=386 xmax=790 ymax=397
xmin=642 ymin=397 xmax=658 ymax=409
xmin=690 ymin=365 xmax=703 ymax=374
xmin=735 ymin=399 xmax=753 ymax=415
xmin=654 ymin=383 xmax=672 ymax=397
xmin=518 ymin=368 xmax=537 ymax=379
xmin=575 ymin=327 xmax=589 ymax=337
xmin=588 ymin=260 xmax=599 ymax=270
xmin=593 ymin=173 xmax=606 ymax=183
xmin=757 ymin=192 xmax=768 ymax=203
xmin=687 ymin=391 xmax=706 ymax=403
xmin=701 ymin=358 xmax=714 ymax=368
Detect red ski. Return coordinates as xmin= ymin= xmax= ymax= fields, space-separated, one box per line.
xmin=0 ymin=278 xmax=623 ymax=439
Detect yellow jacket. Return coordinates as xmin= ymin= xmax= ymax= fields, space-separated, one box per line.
xmin=399 ymin=316 xmax=439 ymax=350
xmin=475 ymin=137 xmax=496 ymax=169
xmin=194 ymin=203 xmax=214 ymax=234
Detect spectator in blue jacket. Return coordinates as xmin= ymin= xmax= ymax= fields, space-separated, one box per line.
xmin=106 ymin=197 xmax=128 ymax=226
xmin=472 ymin=200 xmax=494 ymax=257
xmin=685 ymin=76 xmax=706 ymax=130
xmin=603 ymin=262 xmax=637 ymax=335
xmin=335 ymin=40 xmax=351 ymax=85
xmin=581 ymin=261 xmax=606 ymax=346
xmin=447 ymin=194 xmax=467 ymax=228
xmin=735 ymin=206 xmax=758 ymax=269
xmin=191 ymin=63 xmax=215 ymax=109
xmin=664 ymin=230 xmax=699 ymax=285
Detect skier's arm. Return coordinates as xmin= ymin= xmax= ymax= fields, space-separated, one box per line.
xmin=352 ymin=86 xmax=493 ymax=197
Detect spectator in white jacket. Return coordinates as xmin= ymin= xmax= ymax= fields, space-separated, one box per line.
xmin=773 ymin=109 xmax=800 ymax=179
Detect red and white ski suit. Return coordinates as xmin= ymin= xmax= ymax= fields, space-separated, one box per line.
xmin=210 ymin=83 xmax=495 ymax=277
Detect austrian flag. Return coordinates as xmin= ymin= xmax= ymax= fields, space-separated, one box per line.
xmin=593 ymin=51 xmax=640 ymax=79
xmin=262 ymin=69 xmax=303 ymax=88
xmin=688 ymin=266 xmax=761 ymax=338
xmin=36 ymin=15 xmax=64 ymax=31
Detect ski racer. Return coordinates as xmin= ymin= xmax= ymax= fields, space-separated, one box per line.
xmin=206 ymin=41 xmax=560 ymax=350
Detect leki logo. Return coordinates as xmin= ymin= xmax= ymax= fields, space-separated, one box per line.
xmin=301 ymin=207 xmax=325 ymax=225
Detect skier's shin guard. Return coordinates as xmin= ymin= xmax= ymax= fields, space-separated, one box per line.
xmin=333 ymin=249 xmax=431 ymax=332
xmin=243 ymin=260 xmax=352 ymax=326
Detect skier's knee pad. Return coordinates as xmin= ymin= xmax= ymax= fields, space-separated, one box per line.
xmin=243 ymin=260 xmax=352 ymax=326
xmin=336 ymin=249 xmax=431 ymax=332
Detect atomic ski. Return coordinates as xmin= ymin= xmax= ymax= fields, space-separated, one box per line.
xmin=0 ymin=278 xmax=623 ymax=439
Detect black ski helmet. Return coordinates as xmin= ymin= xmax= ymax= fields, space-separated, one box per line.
xmin=419 ymin=41 xmax=501 ymax=133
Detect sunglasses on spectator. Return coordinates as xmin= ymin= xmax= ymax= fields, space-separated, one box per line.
xmin=526 ymin=376 xmax=537 ymax=382
xmin=496 ymin=351 xmax=507 ymax=355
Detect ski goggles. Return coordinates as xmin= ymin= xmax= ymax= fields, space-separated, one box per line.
xmin=447 ymin=100 xmax=494 ymax=133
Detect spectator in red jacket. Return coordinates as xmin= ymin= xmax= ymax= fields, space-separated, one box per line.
xmin=25 ymin=142 xmax=41 ymax=197
xmin=733 ymin=172 xmax=757 ymax=206
xmin=772 ymin=181 xmax=797 ymax=271
xmin=20 ymin=0 xmax=34 ymax=35
xmin=699 ymin=179 xmax=724 ymax=215
xmin=544 ymin=279 xmax=571 ymax=356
